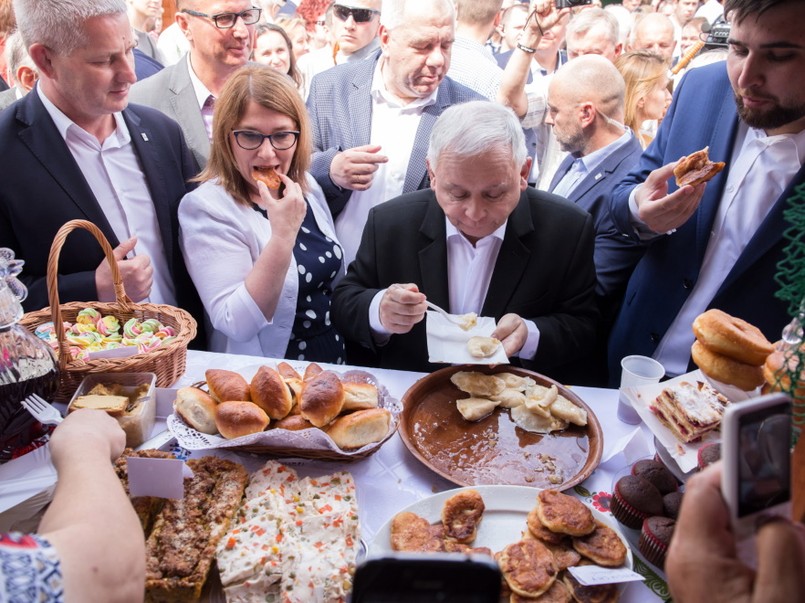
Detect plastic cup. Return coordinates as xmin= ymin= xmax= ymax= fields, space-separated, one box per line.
xmin=617 ymin=355 xmax=665 ymax=424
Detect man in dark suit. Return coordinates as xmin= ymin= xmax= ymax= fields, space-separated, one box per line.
xmin=0 ymin=0 xmax=203 ymax=340
xmin=332 ymin=101 xmax=598 ymax=382
xmin=607 ymin=0 xmax=805 ymax=383
xmin=306 ymin=0 xmax=484 ymax=267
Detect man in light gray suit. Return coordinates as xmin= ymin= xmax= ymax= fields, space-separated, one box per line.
xmin=129 ymin=0 xmax=259 ymax=169
xmin=306 ymin=0 xmax=485 ymax=267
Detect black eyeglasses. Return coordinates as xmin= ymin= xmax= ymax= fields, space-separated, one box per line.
xmin=333 ymin=4 xmax=380 ymax=23
xmin=180 ymin=7 xmax=262 ymax=29
xmin=232 ymin=130 xmax=300 ymax=150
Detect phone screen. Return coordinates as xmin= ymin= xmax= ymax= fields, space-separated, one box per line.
xmin=737 ymin=401 xmax=792 ymax=518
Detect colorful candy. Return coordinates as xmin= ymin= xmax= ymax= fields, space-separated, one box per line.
xmin=33 ymin=310 xmax=177 ymax=360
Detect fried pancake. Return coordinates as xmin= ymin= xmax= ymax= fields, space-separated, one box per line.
xmin=536 ymin=490 xmax=595 ymax=537
xmin=544 ymin=540 xmax=583 ymax=571
xmin=450 ymin=371 xmax=506 ymax=397
xmin=562 ymin=570 xmax=619 ymax=603
xmin=390 ymin=512 xmax=445 ymax=552
xmin=441 ymin=489 xmax=485 ymax=543
xmin=510 ymin=579 xmax=572 ymax=603
xmin=526 ymin=507 xmax=566 ymax=545
xmin=498 ymin=539 xmax=559 ymax=598
xmin=572 ymin=521 xmax=627 ymax=567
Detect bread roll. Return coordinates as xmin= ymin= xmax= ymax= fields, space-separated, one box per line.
xmin=215 ymin=401 xmax=269 ymax=439
xmin=273 ymin=414 xmax=314 ymax=431
xmin=277 ymin=361 xmax=301 ymax=381
xmin=326 ymin=408 xmax=391 ymax=450
xmin=300 ymin=370 xmax=344 ymax=427
xmin=342 ymin=382 xmax=379 ymax=411
xmin=250 ymin=365 xmax=294 ymax=420
xmin=173 ymin=387 xmax=218 ymax=435
xmin=206 ymin=369 xmax=251 ymax=403
xmin=304 ymin=362 xmax=323 ymax=381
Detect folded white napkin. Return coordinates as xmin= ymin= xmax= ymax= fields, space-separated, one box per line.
xmin=426 ymin=311 xmax=509 ymax=365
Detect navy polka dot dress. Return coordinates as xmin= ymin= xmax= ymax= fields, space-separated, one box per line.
xmin=286 ymin=201 xmax=345 ymax=364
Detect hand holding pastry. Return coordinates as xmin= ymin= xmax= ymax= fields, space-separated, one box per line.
xmin=492 ymin=313 xmax=528 ymax=358
xmin=633 ymin=160 xmax=705 ymax=234
xmin=379 ymin=283 xmax=427 ymax=335
xmin=256 ymin=172 xmax=307 ymax=243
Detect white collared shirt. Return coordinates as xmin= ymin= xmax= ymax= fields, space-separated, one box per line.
xmin=654 ymin=122 xmax=805 ymax=375
xmin=369 ymin=217 xmax=540 ymax=360
xmin=334 ymin=58 xmax=438 ymax=266
xmin=36 ymin=86 xmax=177 ymax=306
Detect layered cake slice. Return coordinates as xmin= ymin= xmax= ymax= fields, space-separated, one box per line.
xmin=650 ymin=381 xmax=729 ymax=443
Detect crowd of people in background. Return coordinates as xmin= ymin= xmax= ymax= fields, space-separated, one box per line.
xmin=1 ymin=0 xmax=805 ymax=598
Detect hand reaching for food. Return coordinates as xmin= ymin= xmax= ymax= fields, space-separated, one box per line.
xmin=492 ymin=313 xmax=528 ymax=358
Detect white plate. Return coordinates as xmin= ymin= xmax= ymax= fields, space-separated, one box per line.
xmin=369 ymin=485 xmax=633 ymax=571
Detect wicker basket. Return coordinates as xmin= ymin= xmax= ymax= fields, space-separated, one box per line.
xmin=19 ymin=220 xmax=197 ymax=401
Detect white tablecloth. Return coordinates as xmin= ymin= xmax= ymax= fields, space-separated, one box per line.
xmin=0 ymin=350 xmax=671 ymax=601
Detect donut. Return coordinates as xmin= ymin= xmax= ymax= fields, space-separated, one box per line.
xmin=674 ymin=147 xmax=725 ymax=187
xmin=691 ymin=340 xmax=764 ymax=391
xmin=692 ymin=309 xmax=773 ymax=366
xmin=763 ymin=347 xmax=805 ymax=397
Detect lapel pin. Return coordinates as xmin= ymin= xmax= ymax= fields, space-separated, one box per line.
xmin=141 ymin=133 xmax=149 ymax=142
xmin=594 ymin=172 xmax=602 ymax=180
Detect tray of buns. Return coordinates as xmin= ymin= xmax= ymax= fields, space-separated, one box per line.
xmin=167 ymin=362 xmax=402 ymax=461
xmin=398 ymin=365 xmax=603 ymax=489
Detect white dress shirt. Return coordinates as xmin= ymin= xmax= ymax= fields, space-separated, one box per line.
xmin=37 ymin=86 xmax=177 ymax=306
xmin=654 ymin=123 xmax=805 ymax=375
xmin=334 ymin=58 xmax=438 ymax=266
xmin=369 ymin=217 xmax=540 ymax=360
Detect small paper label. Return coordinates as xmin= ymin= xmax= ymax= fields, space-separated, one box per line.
xmin=567 ymin=564 xmax=645 ymax=586
xmin=127 ymin=456 xmax=189 ymax=499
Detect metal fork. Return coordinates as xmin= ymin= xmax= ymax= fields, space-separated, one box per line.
xmin=21 ymin=394 xmax=64 ymax=425
xmin=425 ymin=301 xmax=477 ymax=330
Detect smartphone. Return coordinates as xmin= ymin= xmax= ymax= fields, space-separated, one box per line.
xmin=350 ymin=552 xmax=501 ymax=603
xmin=721 ymin=392 xmax=793 ymax=564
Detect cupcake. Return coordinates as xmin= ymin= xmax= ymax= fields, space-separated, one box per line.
xmin=639 ymin=516 xmax=676 ymax=569
xmin=697 ymin=442 xmax=721 ymax=470
xmin=631 ymin=459 xmax=679 ymax=494
xmin=662 ymin=491 xmax=684 ymax=520
xmin=611 ymin=475 xmax=664 ymax=529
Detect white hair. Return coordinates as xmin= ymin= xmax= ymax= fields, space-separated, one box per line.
xmin=427 ymin=101 xmax=527 ymax=170
xmin=380 ymin=0 xmax=455 ymax=30
xmin=13 ymin=0 xmax=127 ymax=55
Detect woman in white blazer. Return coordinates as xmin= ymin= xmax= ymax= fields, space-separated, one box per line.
xmin=179 ymin=66 xmax=345 ymax=362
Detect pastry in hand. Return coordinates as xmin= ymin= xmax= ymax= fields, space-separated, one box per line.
xmin=673 ymin=146 xmax=725 ymax=187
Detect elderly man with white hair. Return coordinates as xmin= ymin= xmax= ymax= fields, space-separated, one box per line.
xmin=331 ymin=100 xmax=598 ymax=381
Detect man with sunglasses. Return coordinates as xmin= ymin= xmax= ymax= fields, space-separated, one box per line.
xmin=307 ymin=0 xmax=484 ymax=270
xmin=296 ymin=1 xmax=382 ymax=100
xmin=130 ymin=0 xmax=260 ymax=169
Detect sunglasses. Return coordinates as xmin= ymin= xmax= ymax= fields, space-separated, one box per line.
xmin=332 ymin=4 xmax=380 ymax=23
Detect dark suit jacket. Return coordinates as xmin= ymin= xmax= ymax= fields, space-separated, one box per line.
xmin=306 ymin=53 xmax=485 ymax=216
xmin=607 ymin=62 xmax=805 ymax=383
xmin=0 ymin=89 xmax=206 ymax=346
xmin=548 ymin=132 xmax=645 ymax=302
xmin=331 ymin=188 xmax=599 ymax=382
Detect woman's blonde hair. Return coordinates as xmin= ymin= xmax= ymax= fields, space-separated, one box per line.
xmin=615 ymin=50 xmax=668 ymax=147
xmin=196 ymin=65 xmax=312 ymax=204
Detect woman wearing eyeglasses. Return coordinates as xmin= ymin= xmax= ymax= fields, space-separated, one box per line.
xmin=178 ymin=65 xmax=345 ymax=363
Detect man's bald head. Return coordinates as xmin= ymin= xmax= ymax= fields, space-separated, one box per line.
xmin=630 ymin=13 xmax=676 ymax=63
xmin=551 ymin=54 xmax=625 ymax=120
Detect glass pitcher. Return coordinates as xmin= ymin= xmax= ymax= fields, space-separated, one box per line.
xmin=0 ymin=248 xmax=58 ymax=463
